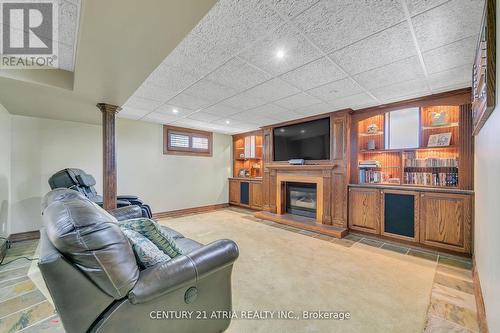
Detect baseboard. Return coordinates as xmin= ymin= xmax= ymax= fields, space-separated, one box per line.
xmin=152 ymin=203 xmax=229 ymax=220
xmin=0 ymin=238 xmax=8 ymax=263
xmin=9 ymin=230 xmax=41 ymax=243
xmin=473 ymin=258 xmax=489 ymax=333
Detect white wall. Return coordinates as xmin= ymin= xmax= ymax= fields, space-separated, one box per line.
xmin=9 ymin=116 xmax=231 ymax=234
xmin=473 ymin=3 xmax=500 ymax=331
xmin=0 ymin=103 xmax=11 ymax=237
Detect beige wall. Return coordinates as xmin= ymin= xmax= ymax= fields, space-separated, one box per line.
xmin=9 ymin=116 xmax=231 ymax=234
xmin=0 ymin=103 xmax=11 ymax=237
xmin=473 ymin=3 xmax=500 ymax=331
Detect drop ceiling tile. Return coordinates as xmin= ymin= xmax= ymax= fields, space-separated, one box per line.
xmin=371 ymin=79 xmax=430 ymax=102
xmin=206 ymin=57 xmax=272 ymax=93
xmin=182 ymin=78 xmax=238 ymax=104
xmin=248 ymin=103 xmax=289 ymax=115
xmin=294 ymin=102 xmax=334 ymax=116
xmin=329 ymin=93 xmax=379 ymax=110
xmin=226 ymin=78 xmax=300 ymax=109
xmin=133 ymin=83 xmax=177 ymax=103
xmin=280 ymin=56 xmax=346 ymax=90
xmin=269 ymin=0 xmax=320 ymax=18
xmin=203 ymin=103 xmax=243 ymax=117
xmin=171 ymin=119 xmax=217 ymax=132
xmin=423 ymin=35 xmax=478 ymax=74
xmin=57 ymin=43 xmax=75 ymax=71
xmin=412 ymin=0 xmax=484 ymax=52
xmin=167 ymin=92 xmax=213 ymax=110
xmin=293 ymin=0 xmax=405 ymax=53
xmin=427 ymin=65 xmax=471 ymax=91
xmin=331 ymin=22 xmax=417 ymax=75
xmin=239 ymin=23 xmax=323 ymax=75
xmin=406 ymin=0 xmax=449 ymax=16
xmin=211 ymin=118 xmax=250 ymax=128
xmin=142 ymin=112 xmax=179 ymax=124
xmin=156 ymin=104 xmax=192 ymax=117
xmin=146 ymin=63 xmax=200 ymax=95
xmin=58 ymin=0 xmax=79 ymax=46
xmin=191 ymin=0 xmax=284 ymax=62
xmin=274 ymin=93 xmax=323 ymax=110
xmin=307 ymin=78 xmax=363 ymax=102
xmin=123 ymin=96 xmax=162 ymax=112
xmin=224 ymin=92 xmax=267 ymax=110
xmin=119 ymin=107 xmax=150 ymax=120
xmin=353 ymin=56 xmax=425 ymax=90
xmin=229 ymin=112 xmax=263 ymax=124
xmin=187 ymin=112 xmax=222 ymax=122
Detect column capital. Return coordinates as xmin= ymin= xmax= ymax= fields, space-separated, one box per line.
xmin=96 ymin=103 xmax=122 ymax=114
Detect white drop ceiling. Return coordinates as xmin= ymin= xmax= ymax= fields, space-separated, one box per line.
xmin=121 ymin=0 xmax=484 ymax=134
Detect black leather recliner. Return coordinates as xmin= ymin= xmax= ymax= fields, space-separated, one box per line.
xmin=48 ymin=168 xmax=152 ymax=218
xmin=39 ymin=188 xmax=239 ymax=333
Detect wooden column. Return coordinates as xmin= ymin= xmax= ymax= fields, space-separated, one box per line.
xmin=96 ymin=103 xmax=121 ymax=211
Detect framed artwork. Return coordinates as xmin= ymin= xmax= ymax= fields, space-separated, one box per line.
xmin=472 ymin=0 xmax=496 ymax=135
xmin=428 ymin=133 xmax=452 ymax=147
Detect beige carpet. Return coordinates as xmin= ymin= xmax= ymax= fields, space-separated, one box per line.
xmin=159 ymin=209 xmax=436 ymax=333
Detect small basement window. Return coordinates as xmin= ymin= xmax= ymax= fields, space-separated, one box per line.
xmin=163 ymin=125 xmax=213 ymax=157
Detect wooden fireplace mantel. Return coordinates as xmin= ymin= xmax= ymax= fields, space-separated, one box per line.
xmin=266 ymin=164 xmax=337 ymax=171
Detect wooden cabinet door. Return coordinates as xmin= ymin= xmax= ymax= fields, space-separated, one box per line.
xmin=348 ymin=188 xmax=381 ymax=234
xmin=250 ymin=182 xmax=263 ymax=209
xmin=419 ymin=192 xmax=472 ymax=253
xmin=229 ymin=180 xmax=240 ymax=204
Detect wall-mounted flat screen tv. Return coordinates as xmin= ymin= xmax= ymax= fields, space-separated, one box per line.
xmin=273 ymin=117 xmax=330 ymax=161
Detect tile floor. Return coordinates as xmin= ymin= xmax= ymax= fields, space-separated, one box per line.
xmin=0 ymin=240 xmax=63 ymax=333
xmin=0 ymin=208 xmax=481 ymax=332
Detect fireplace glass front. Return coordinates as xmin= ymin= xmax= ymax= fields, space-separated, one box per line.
xmin=286 ymin=182 xmax=317 ymax=219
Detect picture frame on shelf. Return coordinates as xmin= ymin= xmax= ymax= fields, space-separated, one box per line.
xmin=427 ymin=132 xmax=452 ymax=147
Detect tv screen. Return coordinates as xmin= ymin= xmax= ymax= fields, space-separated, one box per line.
xmin=273 ymin=118 xmax=330 ymax=161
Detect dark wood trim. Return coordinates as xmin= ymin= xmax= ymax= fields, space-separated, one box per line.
xmin=9 ymin=230 xmax=40 ymax=242
xmin=472 ymin=0 xmax=496 ymax=135
xmin=473 ymin=258 xmax=489 ymax=333
xmin=232 ymin=129 xmax=263 ymax=140
xmin=97 ymin=103 xmax=121 ymax=211
xmin=352 ymin=88 xmax=471 ymax=119
xmin=152 ymin=203 xmax=229 ymax=220
xmin=163 ymin=125 xmax=213 ymax=157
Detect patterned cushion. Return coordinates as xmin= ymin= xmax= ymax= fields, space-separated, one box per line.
xmin=121 ymin=229 xmax=170 ymax=268
xmin=119 ymin=218 xmax=183 ymax=258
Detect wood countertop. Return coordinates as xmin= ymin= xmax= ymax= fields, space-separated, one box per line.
xmin=348 ymin=183 xmax=474 ymax=195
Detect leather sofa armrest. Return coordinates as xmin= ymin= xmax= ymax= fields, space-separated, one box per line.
xmin=128 ymin=239 xmax=239 ymax=304
xmin=109 ymin=205 xmax=143 ymax=221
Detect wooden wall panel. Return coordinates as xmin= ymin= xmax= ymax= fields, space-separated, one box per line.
xmin=332 ymin=173 xmax=347 ymax=227
xmin=459 ymin=104 xmax=474 ymax=190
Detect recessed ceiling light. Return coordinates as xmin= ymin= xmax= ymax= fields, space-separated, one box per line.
xmin=276 ymin=49 xmax=285 ymax=60
xmin=172 ymin=108 xmax=179 ymax=114
xmin=300 ymin=129 xmax=306 ymax=134
xmin=225 ymin=120 xmax=230 ymax=124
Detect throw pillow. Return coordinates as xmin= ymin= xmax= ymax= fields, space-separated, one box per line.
xmin=119 ymin=218 xmax=183 ymax=258
xmin=121 ymin=229 xmax=170 ymax=268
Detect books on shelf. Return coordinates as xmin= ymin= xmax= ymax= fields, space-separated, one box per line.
xmin=358 ymin=160 xmax=381 ymax=168
xmin=403 ymin=157 xmax=458 ymax=187
xmin=359 ymin=160 xmax=383 ymax=183
xmin=359 ymin=168 xmax=382 ymax=184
